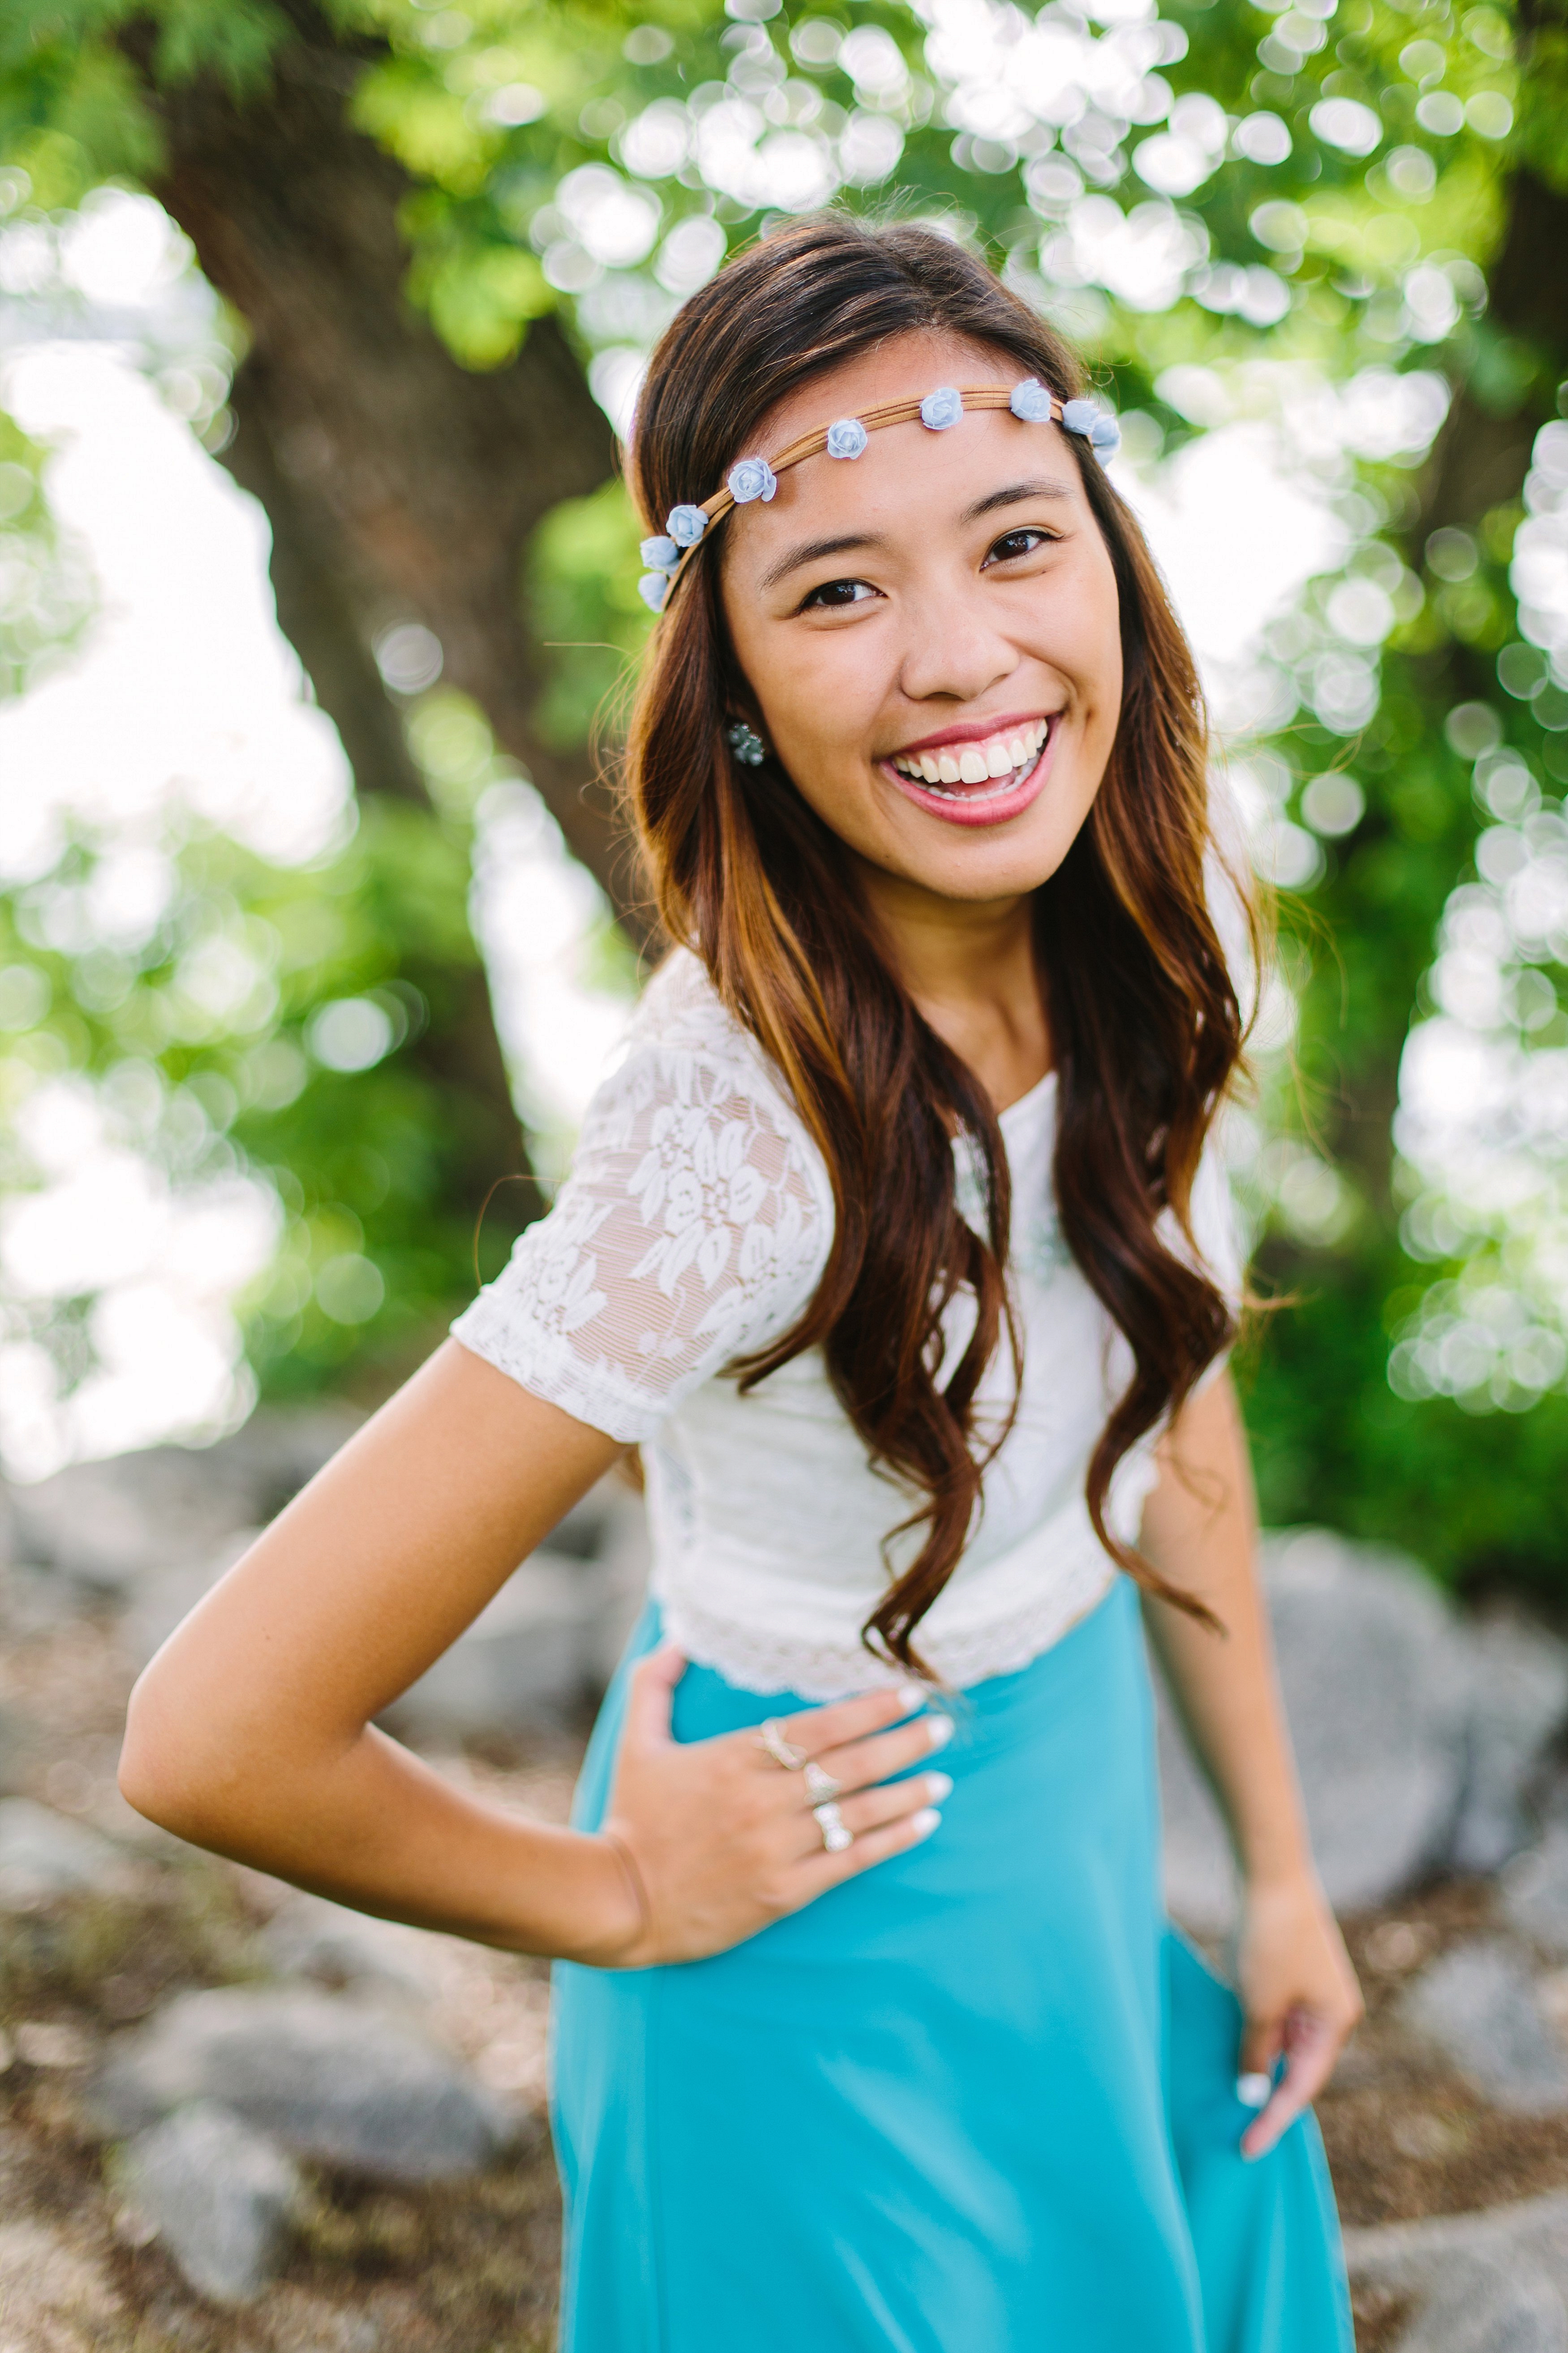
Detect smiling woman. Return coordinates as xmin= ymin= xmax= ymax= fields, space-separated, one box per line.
xmin=120 ymin=216 xmax=1358 ymax=2353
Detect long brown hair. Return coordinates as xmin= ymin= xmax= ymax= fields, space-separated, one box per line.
xmin=625 ymin=215 xmax=1247 ymax=1668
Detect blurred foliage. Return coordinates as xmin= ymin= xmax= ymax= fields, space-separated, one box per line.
xmin=3 ymin=0 xmax=1568 ymax=1586
xmin=0 ymin=406 xmax=93 ymax=694
xmin=0 ymin=692 xmax=533 ymax=1430
xmin=525 ymin=476 xmax=650 ymax=752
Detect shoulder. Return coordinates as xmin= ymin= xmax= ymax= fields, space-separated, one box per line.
xmin=608 ymin=949 xmax=815 ymax=1149
xmin=623 ymin=948 xmax=763 ymax=1074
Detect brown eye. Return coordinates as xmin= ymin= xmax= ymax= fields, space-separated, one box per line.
xmin=800 ymin=577 xmax=877 ymax=610
xmin=984 ymin=528 xmax=1052 ymax=567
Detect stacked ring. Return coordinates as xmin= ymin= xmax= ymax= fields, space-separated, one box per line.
xmin=814 ymin=1801 xmax=853 ymax=1854
xmin=758 ymin=1719 xmax=808 ymax=1771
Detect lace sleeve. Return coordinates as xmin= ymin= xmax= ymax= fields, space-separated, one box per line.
xmin=450 ymin=1040 xmax=832 ymax=1443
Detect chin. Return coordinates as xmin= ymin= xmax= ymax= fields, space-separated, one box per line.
xmin=887 ymin=797 xmax=1092 ymax=902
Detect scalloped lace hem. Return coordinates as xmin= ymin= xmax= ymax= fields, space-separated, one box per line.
xmin=659 ymin=1559 xmax=1120 ymax=1700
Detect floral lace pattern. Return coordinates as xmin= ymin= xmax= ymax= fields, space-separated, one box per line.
xmin=661 ymin=1551 xmax=1120 ymax=1702
xmin=455 ymin=950 xmax=1245 ymax=1698
xmin=452 ymin=960 xmax=831 ymax=1444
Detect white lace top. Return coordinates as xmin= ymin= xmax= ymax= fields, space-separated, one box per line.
xmin=452 ymin=951 xmax=1242 ymax=1699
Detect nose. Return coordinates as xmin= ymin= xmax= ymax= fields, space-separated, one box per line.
xmin=896 ymin=579 xmax=1023 ymax=709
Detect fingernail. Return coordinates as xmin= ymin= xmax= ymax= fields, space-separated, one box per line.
xmin=926 ymin=1772 xmax=953 ymax=1802
xmin=1236 ymin=2073 xmax=1271 ymax=2109
xmin=911 ymin=1807 xmax=942 ymax=1837
xmin=926 ymin=1715 xmax=954 ymax=1751
xmin=896 ymin=1682 xmax=926 ymax=1712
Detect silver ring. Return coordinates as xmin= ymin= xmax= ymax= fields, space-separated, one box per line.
xmin=758 ymin=1719 xmax=808 ymax=1771
xmin=814 ymin=1801 xmax=853 ymax=1854
xmin=803 ymin=1760 xmax=841 ymax=1802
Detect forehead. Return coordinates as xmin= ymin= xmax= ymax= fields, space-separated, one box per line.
xmin=722 ymin=329 xmax=1083 ymax=561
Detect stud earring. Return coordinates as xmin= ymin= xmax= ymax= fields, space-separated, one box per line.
xmin=725 ymin=718 xmax=767 ymax=767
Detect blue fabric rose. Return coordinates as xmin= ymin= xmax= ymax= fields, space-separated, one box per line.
xmin=1060 ymin=399 xmax=1121 ymax=466
xmin=1009 ymin=378 xmax=1055 ymax=425
xmin=665 ymin=504 xmax=709 ymax=548
xmin=727 ymin=457 xmax=778 ymax=504
xmin=638 ymin=571 xmax=672 ymax=613
xmin=919 ymin=386 xmax=964 ymax=431
xmin=640 ymin=535 xmax=680 ymax=572
xmin=826 ymin=417 xmax=868 ymax=460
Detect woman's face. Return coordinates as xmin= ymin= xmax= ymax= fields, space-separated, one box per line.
xmin=719 ymin=332 xmax=1123 ymax=909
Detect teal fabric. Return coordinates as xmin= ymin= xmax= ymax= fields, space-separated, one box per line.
xmin=552 ymin=1578 xmax=1353 ymax=2352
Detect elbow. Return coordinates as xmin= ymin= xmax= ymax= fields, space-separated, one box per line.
xmin=118 ymin=1668 xmax=235 ymax=1846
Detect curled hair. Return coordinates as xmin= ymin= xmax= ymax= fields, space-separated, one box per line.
xmin=625 ymin=215 xmax=1248 ymax=1669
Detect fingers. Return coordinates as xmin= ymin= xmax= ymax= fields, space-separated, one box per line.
xmin=621 ymin=1646 xmax=687 ymax=1752
xmin=770 ymin=1681 xmax=929 ymax=1767
xmin=794 ymin=1791 xmax=944 ymax=1902
xmin=1240 ymin=2007 xmax=1342 ymax=2160
xmin=818 ymin=1710 xmax=953 ymax=1795
xmin=829 ymin=1769 xmax=951 ymax=1847
xmin=783 ymin=1768 xmax=949 ymax=1883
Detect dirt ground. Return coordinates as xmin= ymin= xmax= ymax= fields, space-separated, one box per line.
xmin=2 ymin=1586 xmax=1562 ymax=2349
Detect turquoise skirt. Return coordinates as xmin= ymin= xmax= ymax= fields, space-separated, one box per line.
xmin=552 ymin=1578 xmax=1352 ymax=2352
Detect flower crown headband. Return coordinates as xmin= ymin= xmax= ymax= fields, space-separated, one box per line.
xmin=637 ymin=378 xmax=1120 ymax=615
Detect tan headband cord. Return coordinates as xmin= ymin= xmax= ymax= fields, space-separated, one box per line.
xmin=637 ymin=379 xmax=1120 ymax=615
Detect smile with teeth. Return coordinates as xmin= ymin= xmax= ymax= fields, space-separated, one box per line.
xmin=889 ymin=718 xmax=1051 ymax=800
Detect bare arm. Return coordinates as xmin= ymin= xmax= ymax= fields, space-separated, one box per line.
xmin=1140 ymin=1371 xmax=1362 ymax=2157
xmin=119 ymin=1341 xmax=948 ymax=1967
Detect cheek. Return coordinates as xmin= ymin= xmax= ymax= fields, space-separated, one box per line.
xmin=747 ymin=634 xmax=886 ymax=770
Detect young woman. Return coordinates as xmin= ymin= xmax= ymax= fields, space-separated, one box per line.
xmin=121 ymin=217 xmax=1362 ymax=2349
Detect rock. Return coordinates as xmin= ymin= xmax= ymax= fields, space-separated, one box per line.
xmin=582 ymin=1483 xmax=652 ymax=1688
xmin=380 ymin=1479 xmax=649 ymax=1745
xmin=1402 ymin=1939 xmax=1568 ymax=2113
xmin=259 ymin=1892 xmax=441 ymax=2005
xmin=0 ymin=1702 xmax=36 ymax=1796
xmin=120 ymin=1529 xmax=260 ymax=1672
xmin=8 ymin=1405 xmax=361 ymax=1600
xmin=381 ymin=1549 xmax=598 ymax=1740
xmin=1160 ymin=1529 xmax=1472 ymax=1926
xmin=116 ymin=2101 xmax=302 ymax=2305
xmin=0 ymin=1799 xmax=126 ymax=1911
xmin=0 ymin=2216 xmax=125 ymax=2344
xmin=87 ymin=1986 xmax=518 ymax=2180
xmin=1346 ymin=2192 xmax=1568 ymax=2351
xmin=1504 ymin=1829 xmax=1568 ymax=1957
xmin=1452 ymin=1615 xmax=1568 ymax=1874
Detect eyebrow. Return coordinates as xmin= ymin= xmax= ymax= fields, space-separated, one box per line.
xmin=756 ymin=478 xmax=1076 ymax=592
xmin=758 ymin=531 xmax=885 ymax=592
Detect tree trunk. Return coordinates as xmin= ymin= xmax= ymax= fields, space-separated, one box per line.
xmin=144 ymin=5 xmax=633 ymax=916
xmin=1304 ymin=142 xmax=1568 ymax=1219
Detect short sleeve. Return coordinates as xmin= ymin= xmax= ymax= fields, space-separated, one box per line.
xmin=451 ymin=1041 xmax=831 ymax=1444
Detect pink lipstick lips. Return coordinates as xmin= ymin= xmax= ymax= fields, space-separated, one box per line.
xmin=879 ymin=711 xmax=1059 ymax=829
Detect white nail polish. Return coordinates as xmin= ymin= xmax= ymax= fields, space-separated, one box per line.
xmin=926 ymin=1715 xmax=954 ymax=1751
xmin=896 ymin=1682 xmax=926 ymax=1712
xmin=926 ymin=1772 xmax=953 ymax=1802
xmin=1236 ymin=2073 xmax=1271 ymax=2109
xmin=911 ymin=1807 xmax=941 ymax=1836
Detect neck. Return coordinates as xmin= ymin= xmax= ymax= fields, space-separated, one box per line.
xmin=852 ymin=859 xmax=1051 ymax=1112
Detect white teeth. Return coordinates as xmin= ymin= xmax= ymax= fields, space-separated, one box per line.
xmin=889 ymin=717 xmax=1054 ymax=793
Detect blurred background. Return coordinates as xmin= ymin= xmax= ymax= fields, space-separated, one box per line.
xmin=0 ymin=0 xmax=1566 ymax=2345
